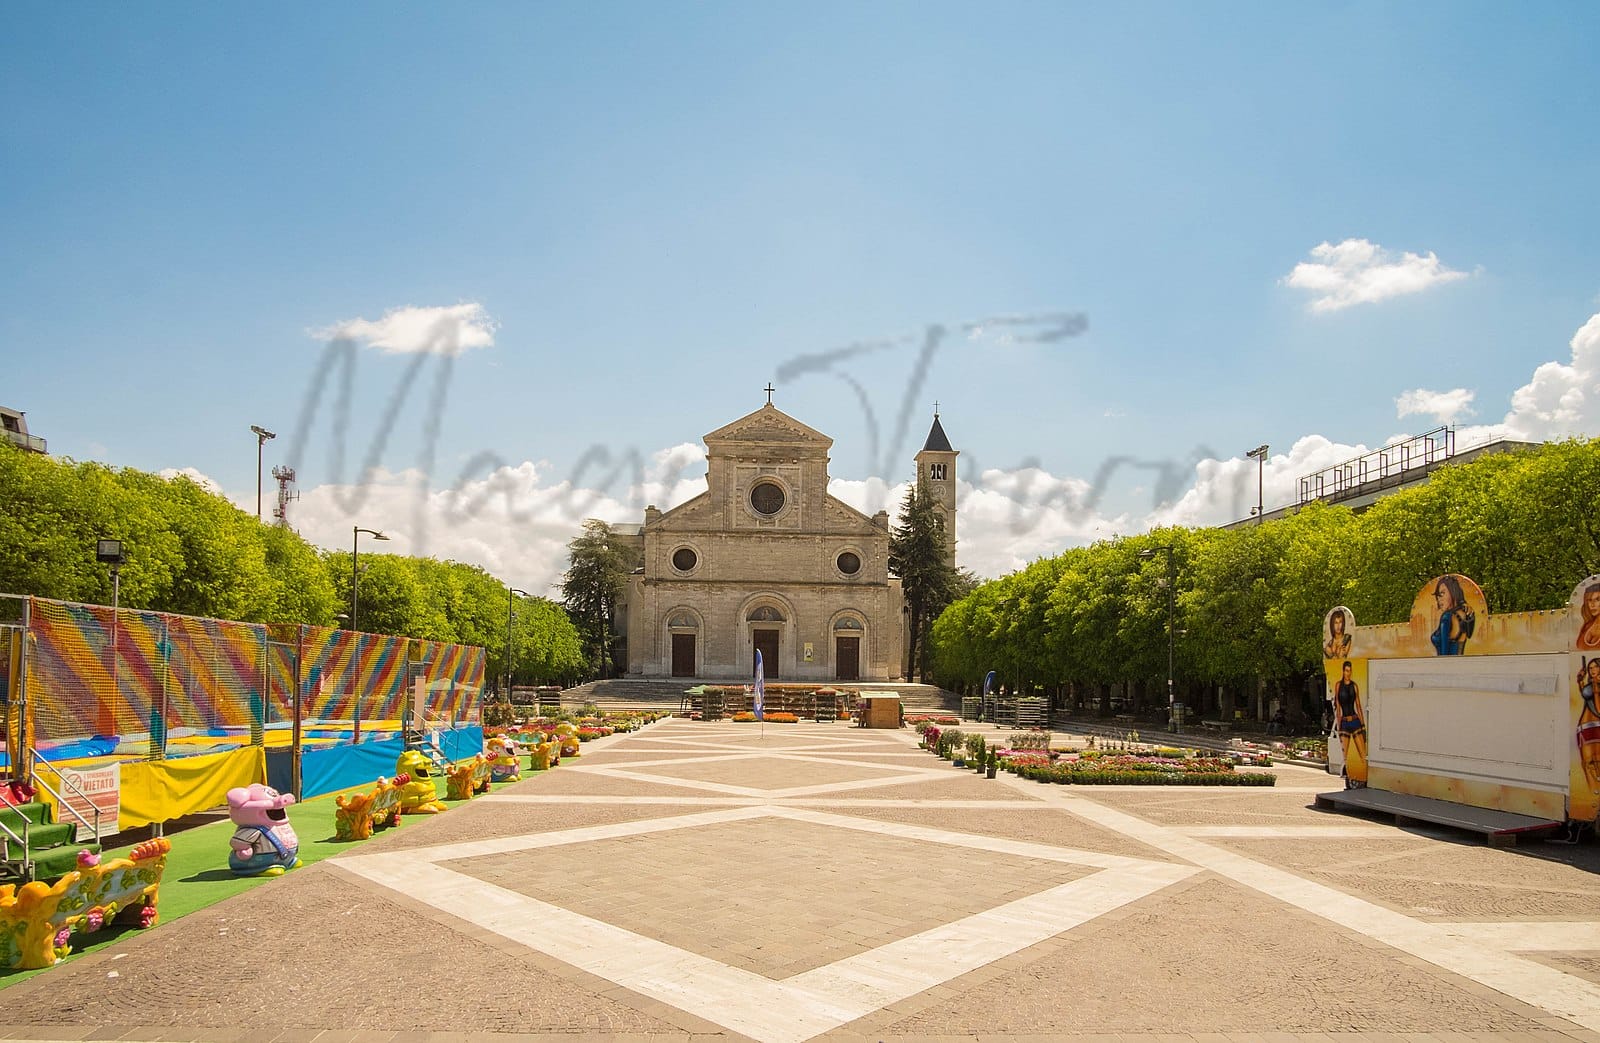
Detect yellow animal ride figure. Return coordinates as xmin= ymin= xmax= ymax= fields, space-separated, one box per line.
xmin=529 ymin=738 xmax=555 ymax=771
xmin=445 ymin=754 xmax=488 ymax=801
xmin=335 ymin=777 xmax=402 ymax=841
xmin=553 ymin=722 xmax=581 ymax=758
xmin=395 ymin=750 xmax=448 ymax=815
xmin=486 ymin=735 xmax=521 ymax=783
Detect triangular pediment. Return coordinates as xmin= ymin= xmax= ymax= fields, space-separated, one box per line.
xmin=651 ymin=491 xmax=713 ymax=528
xmin=704 ymin=404 xmax=833 ymax=448
xmin=823 ymin=494 xmax=885 ymax=534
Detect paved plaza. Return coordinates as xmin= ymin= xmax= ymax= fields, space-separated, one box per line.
xmin=8 ymin=719 xmax=1600 ymax=1043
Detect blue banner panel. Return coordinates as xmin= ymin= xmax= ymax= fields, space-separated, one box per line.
xmin=300 ymin=736 xmax=406 ymax=800
xmin=436 ymin=725 xmax=484 ymax=762
xmin=265 ymin=746 xmax=294 ymax=794
xmin=296 ymin=726 xmax=481 ymax=800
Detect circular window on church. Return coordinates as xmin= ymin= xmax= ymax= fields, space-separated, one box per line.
xmin=671 ymin=547 xmax=698 ymax=573
xmin=836 ymin=551 xmax=861 ymax=576
xmin=749 ymin=480 xmax=786 ymax=517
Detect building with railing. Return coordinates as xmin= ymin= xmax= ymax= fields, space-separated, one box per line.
xmin=1 ymin=406 xmax=47 ymax=454
xmin=1222 ymin=427 xmax=1540 ymax=529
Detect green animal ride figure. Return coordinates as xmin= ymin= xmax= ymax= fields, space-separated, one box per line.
xmin=395 ymin=750 xmax=448 ymax=814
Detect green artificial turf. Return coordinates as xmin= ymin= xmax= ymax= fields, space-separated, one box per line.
xmin=0 ymin=774 xmax=473 ymax=986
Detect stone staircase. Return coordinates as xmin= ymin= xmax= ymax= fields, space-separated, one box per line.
xmin=1 ymin=797 xmax=102 ymax=885
xmin=560 ymin=678 xmax=962 ymax=716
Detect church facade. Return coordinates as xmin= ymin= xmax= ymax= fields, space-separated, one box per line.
xmin=622 ymin=402 xmax=957 ymax=681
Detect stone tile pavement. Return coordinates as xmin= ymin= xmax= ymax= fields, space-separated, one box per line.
xmin=6 ymin=717 xmax=1600 ymax=1042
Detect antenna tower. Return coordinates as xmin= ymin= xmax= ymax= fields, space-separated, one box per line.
xmin=271 ymin=465 xmax=300 ymax=527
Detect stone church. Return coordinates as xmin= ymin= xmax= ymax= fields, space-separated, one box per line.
xmin=622 ymin=401 xmax=957 ymax=681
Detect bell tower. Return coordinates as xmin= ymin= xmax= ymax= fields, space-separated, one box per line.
xmin=913 ymin=408 xmax=958 ymax=566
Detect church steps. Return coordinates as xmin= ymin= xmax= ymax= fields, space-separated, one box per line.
xmin=558 ymin=679 xmax=961 ymax=715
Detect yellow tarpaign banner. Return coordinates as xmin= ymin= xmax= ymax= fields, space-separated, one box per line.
xmin=115 ymin=746 xmax=266 ymax=830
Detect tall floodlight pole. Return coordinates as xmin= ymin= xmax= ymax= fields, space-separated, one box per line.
xmin=95 ymin=539 xmax=127 ymax=752
xmin=1139 ymin=545 xmax=1178 ymax=733
xmin=351 ymin=526 xmax=389 ymax=630
xmin=251 ymin=426 xmax=276 ymax=521
xmin=1247 ymin=444 xmax=1269 ymax=524
xmin=507 ymin=586 xmax=530 ymax=699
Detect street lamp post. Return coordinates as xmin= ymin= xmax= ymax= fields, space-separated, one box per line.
xmin=1246 ymin=444 xmax=1269 ymax=524
xmin=351 ymin=526 xmax=389 ymax=630
xmin=507 ymin=586 xmax=530 ymax=700
xmin=251 ymin=426 xmax=276 ymax=522
xmin=94 ymin=538 xmax=127 ymax=749
xmin=1138 ymin=545 xmax=1178 ymax=733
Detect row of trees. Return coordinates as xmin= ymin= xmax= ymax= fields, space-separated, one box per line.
xmin=0 ymin=443 xmax=586 ymax=686
xmin=929 ymin=438 xmax=1600 ymax=723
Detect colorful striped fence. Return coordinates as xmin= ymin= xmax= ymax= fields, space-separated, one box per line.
xmin=20 ymin=597 xmax=484 ymax=753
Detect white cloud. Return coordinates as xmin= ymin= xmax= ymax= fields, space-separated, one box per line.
xmin=310 ymin=303 xmax=498 ymax=355
xmin=1147 ymin=434 xmax=1370 ymax=529
xmin=1282 ymin=238 xmax=1471 ymax=313
xmin=1499 ymin=312 xmax=1600 ymax=439
xmin=267 ymin=444 xmax=709 ymax=598
xmin=1448 ymin=311 xmax=1600 ymax=450
xmin=158 ymin=466 xmax=223 ymax=495
xmin=186 ymin=314 xmax=1600 ymax=592
xmin=1396 ymin=387 xmax=1476 ymax=424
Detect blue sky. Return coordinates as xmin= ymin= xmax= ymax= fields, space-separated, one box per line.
xmin=4 ymin=3 xmax=1598 ymax=593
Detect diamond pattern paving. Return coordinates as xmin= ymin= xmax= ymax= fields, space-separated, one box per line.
xmin=448 ymin=816 xmax=1090 ymax=978
xmin=605 ymin=754 xmax=918 ymax=790
xmin=10 ymin=716 xmax=1600 ymax=1042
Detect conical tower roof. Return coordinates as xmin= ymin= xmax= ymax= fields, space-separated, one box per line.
xmin=921 ymin=413 xmax=954 ymax=453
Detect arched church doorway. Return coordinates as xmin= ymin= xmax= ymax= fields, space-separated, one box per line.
xmin=748 ymin=604 xmax=784 ymax=678
xmin=833 ymin=616 xmax=864 ymax=681
xmin=667 ymin=611 xmax=699 ymax=677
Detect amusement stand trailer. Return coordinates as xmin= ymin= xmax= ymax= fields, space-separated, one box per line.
xmin=1319 ymin=573 xmax=1600 ymax=845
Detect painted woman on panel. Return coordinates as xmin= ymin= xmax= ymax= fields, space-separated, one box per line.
xmin=1334 ymin=660 xmax=1367 ymax=787
xmin=1430 ymin=575 xmax=1476 ymax=656
xmin=1578 ymin=657 xmax=1600 ymax=790
xmin=1578 ymin=583 xmax=1600 ymax=652
xmin=1323 ymin=609 xmax=1352 ymax=659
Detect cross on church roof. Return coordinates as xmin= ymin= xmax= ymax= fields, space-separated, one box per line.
xmin=764 ymin=382 xmax=775 ymax=405
xmin=934 ymin=400 xmax=940 ymax=418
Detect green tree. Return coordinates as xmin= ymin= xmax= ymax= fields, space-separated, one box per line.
xmin=1266 ymin=501 xmax=1359 ymax=668
xmin=260 ymin=524 xmax=340 ymax=625
xmin=511 ymin=595 xmax=586 ymax=685
xmin=889 ymin=482 xmax=958 ymax=681
xmin=561 ymin=519 xmax=639 ymax=679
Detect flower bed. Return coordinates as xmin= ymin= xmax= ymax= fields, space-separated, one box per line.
xmin=731 ymin=711 xmax=800 ymax=723
xmin=1013 ymin=754 xmax=1274 ymax=786
xmin=997 ymin=751 xmax=1053 ymax=770
xmin=1289 ymin=737 xmax=1328 ymax=761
